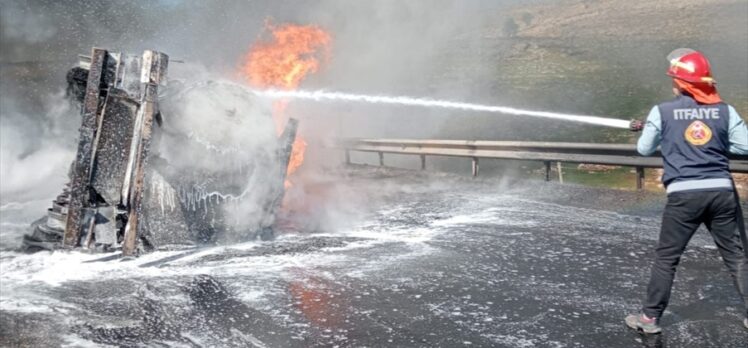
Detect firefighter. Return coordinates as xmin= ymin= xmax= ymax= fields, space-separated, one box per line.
xmin=626 ymin=48 xmax=748 ymax=333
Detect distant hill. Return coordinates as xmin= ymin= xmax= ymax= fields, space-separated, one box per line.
xmin=507 ymin=0 xmax=744 ymax=42
xmin=433 ymin=0 xmax=747 ymax=142
xmin=501 ymin=0 xmax=747 ymax=110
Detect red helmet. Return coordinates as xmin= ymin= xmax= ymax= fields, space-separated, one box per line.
xmin=666 ymin=48 xmax=716 ymax=84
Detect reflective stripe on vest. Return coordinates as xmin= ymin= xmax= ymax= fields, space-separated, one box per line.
xmin=666 ymin=178 xmax=733 ymax=194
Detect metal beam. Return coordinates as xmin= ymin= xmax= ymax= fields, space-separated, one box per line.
xmin=350 ymin=145 xmax=664 ymax=167
xmin=122 ymin=50 xmax=168 ymax=256
xmin=341 ymin=140 xmax=748 ymax=173
xmin=64 ymin=48 xmax=108 ymax=247
xmin=343 ymin=139 xmax=648 ymax=155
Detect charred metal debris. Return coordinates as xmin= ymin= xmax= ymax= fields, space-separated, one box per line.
xmin=22 ymin=48 xmax=298 ymax=255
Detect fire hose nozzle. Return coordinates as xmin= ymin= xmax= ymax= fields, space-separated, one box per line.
xmin=629 ymin=119 xmax=644 ymax=132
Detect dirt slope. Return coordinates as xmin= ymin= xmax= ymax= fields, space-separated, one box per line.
xmin=507 ymin=0 xmax=744 ymax=41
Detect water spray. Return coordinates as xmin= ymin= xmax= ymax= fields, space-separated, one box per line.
xmin=250 ymin=89 xmax=631 ymax=129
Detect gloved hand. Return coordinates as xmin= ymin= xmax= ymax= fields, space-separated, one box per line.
xmin=629 ymin=119 xmax=643 ymax=132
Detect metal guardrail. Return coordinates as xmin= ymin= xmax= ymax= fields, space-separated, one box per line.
xmin=340 ymin=139 xmax=748 ymax=190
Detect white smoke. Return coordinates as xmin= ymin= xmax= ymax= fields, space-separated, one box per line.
xmin=0 ymin=1 xmax=57 ymax=44
xmin=156 ymin=77 xmax=282 ymax=238
xmin=0 ymin=91 xmax=76 ymax=206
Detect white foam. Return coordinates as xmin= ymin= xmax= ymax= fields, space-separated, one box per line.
xmin=432 ymin=207 xmax=537 ymax=228
xmin=61 ymin=334 xmax=117 ymax=348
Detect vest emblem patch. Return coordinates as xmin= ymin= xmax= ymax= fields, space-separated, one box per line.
xmin=684 ymin=120 xmax=712 ymax=146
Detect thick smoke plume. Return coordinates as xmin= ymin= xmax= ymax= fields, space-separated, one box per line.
xmin=1 ymin=0 xmax=746 ymax=237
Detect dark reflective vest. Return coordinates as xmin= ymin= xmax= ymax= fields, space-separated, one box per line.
xmin=658 ymin=95 xmax=731 ymax=187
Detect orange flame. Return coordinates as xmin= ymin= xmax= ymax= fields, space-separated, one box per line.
xmin=241 ymin=23 xmax=331 ymax=91
xmin=239 ymin=23 xmax=331 ymax=187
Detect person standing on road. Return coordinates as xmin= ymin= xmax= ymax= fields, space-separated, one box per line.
xmin=626 ymin=48 xmax=748 ymax=334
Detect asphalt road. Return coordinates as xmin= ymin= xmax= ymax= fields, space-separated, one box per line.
xmin=1 ymin=165 xmax=747 ymax=347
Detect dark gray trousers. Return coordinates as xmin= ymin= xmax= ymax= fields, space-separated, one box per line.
xmin=642 ymin=190 xmax=748 ymax=319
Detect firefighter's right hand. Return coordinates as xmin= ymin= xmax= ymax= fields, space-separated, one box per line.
xmin=629 ymin=119 xmax=643 ymax=132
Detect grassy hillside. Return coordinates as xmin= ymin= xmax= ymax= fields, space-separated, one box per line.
xmin=433 ymin=0 xmax=747 ymax=143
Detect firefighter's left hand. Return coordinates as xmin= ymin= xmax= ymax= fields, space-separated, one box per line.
xmin=629 ymin=119 xmax=643 ymax=132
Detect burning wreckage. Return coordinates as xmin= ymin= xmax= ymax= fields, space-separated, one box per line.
xmin=22 ymin=48 xmax=299 ymax=256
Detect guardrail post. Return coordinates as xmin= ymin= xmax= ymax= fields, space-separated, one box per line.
xmin=636 ymin=166 xmax=645 ymax=191
xmin=557 ymin=162 xmax=564 ymax=184
xmin=378 ymin=152 xmax=384 ymax=166
xmin=420 ymin=155 xmax=426 ymax=170
xmin=472 ymin=157 xmax=479 ymax=177
xmin=345 ymin=149 xmax=351 ymax=165
xmin=544 ymin=161 xmax=551 ymax=182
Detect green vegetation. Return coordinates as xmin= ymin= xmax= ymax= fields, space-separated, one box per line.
xmin=522 ymin=163 xmax=664 ymax=191
xmin=558 ymin=165 xmax=640 ymax=190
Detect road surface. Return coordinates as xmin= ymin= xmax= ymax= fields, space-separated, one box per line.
xmin=1 ymin=165 xmax=746 ymax=347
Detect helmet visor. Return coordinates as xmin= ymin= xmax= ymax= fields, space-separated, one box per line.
xmin=667 ymin=48 xmax=697 ymax=63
